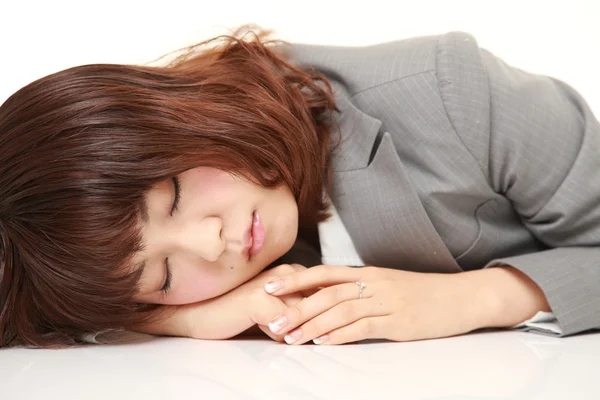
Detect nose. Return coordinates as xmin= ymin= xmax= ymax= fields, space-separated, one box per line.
xmin=173 ymin=216 xmax=225 ymax=262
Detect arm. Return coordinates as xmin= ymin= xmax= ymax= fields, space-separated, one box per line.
xmin=254 ymin=263 xmax=554 ymax=344
xmin=437 ymin=32 xmax=600 ymax=335
xmin=130 ymin=288 xmax=251 ymax=339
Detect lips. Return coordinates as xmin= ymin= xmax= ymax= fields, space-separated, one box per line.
xmin=242 ymin=218 xmax=253 ymax=260
xmin=249 ymin=211 xmax=265 ymax=258
xmin=243 ymin=211 xmax=264 ymax=260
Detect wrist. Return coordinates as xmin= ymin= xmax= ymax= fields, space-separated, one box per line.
xmin=460 ymin=266 xmax=551 ymax=330
xmin=129 ymin=305 xmax=185 ymax=337
xmin=446 ymin=271 xmax=499 ymax=332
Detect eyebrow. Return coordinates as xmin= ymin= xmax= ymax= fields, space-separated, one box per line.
xmin=139 ymin=197 xmax=150 ymax=224
xmin=135 ymin=259 xmax=146 ymax=285
xmin=135 ymin=260 xmax=146 ymax=274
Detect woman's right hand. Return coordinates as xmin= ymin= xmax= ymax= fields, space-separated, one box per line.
xmin=186 ymin=263 xmax=315 ymax=342
xmin=239 ymin=263 xmax=315 ymax=342
xmin=132 ymin=263 xmax=312 ymax=342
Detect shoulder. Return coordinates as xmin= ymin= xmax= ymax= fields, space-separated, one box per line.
xmin=285 ymin=32 xmax=476 ymax=96
xmin=282 ymin=32 xmax=484 ymax=98
xmin=283 ymin=32 xmax=493 ymax=175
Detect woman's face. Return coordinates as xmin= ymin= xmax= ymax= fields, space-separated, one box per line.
xmin=133 ymin=167 xmax=298 ymax=305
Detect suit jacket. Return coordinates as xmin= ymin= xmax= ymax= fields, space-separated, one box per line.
xmin=278 ymin=32 xmax=600 ymax=337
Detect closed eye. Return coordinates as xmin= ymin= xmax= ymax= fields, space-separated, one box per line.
xmin=160 ymin=257 xmax=172 ymax=295
xmin=170 ymin=176 xmax=181 ymax=216
xmin=160 ymin=175 xmax=180 ymax=296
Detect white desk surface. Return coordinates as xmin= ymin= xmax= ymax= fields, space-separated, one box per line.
xmin=1 ymin=330 xmax=598 ymax=400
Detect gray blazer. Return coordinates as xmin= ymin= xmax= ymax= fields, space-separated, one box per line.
xmin=282 ymin=32 xmax=600 ymax=337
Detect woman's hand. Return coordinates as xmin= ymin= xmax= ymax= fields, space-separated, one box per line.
xmin=238 ymin=263 xmax=318 ymax=342
xmin=261 ymin=265 xmax=495 ymax=345
xmin=185 ymin=263 xmax=317 ymax=341
xmin=132 ymin=263 xmax=315 ymax=342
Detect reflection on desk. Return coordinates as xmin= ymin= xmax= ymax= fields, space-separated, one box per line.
xmin=1 ymin=330 xmax=598 ymax=400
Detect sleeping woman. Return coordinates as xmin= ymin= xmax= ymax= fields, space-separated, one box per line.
xmin=1 ymin=26 xmax=599 ymax=348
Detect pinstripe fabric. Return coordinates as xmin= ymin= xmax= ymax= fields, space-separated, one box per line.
xmin=284 ymin=32 xmax=600 ymax=337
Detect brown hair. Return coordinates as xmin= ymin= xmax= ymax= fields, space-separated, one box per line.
xmin=0 ymin=25 xmax=338 ymax=348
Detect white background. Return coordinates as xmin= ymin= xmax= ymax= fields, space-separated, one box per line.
xmin=1 ymin=0 xmax=599 ymax=114
xmin=1 ymin=4 xmax=600 ymax=399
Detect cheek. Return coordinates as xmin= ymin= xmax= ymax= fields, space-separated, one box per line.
xmin=190 ymin=170 xmax=241 ymax=201
xmin=171 ymin=270 xmax=222 ymax=304
xmin=166 ymin=266 xmax=249 ymax=305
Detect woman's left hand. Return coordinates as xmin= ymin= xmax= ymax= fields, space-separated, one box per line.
xmin=263 ymin=265 xmax=491 ymax=345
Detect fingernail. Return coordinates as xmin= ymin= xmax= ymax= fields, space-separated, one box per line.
xmin=265 ymin=279 xmax=282 ymax=293
xmin=268 ymin=315 xmax=287 ymax=333
xmin=313 ymin=335 xmax=328 ymax=345
xmin=284 ymin=329 xmax=302 ymax=344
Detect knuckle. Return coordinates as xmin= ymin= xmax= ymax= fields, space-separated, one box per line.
xmin=258 ymin=266 xmax=281 ymax=280
xmin=330 ymin=285 xmax=345 ymax=300
xmin=245 ymin=289 xmax=268 ymax=322
xmin=362 ymin=318 xmax=373 ymax=336
xmin=273 ymin=264 xmax=295 ymax=275
xmin=259 ymin=264 xmax=298 ymax=284
xmin=290 ymin=263 xmax=307 ymax=272
xmin=286 ymin=272 xmax=300 ymax=288
xmin=310 ymin=318 xmax=324 ymax=334
xmin=288 ymin=303 xmax=304 ymax=320
xmin=280 ymin=293 xmax=302 ymax=307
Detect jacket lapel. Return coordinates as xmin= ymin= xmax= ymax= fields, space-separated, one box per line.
xmin=329 ymin=95 xmax=462 ymax=273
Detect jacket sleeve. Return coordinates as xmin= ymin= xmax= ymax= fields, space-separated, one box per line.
xmin=436 ymin=32 xmax=600 ymax=336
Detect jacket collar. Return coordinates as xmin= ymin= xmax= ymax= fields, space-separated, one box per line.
xmin=328 ymin=91 xmax=462 ymax=273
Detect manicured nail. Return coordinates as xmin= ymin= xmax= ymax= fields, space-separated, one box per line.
xmin=313 ymin=335 xmax=328 ymax=345
xmin=268 ymin=315 xmax=287 ymax=333
xmin=284 ymin=329 xmax=302 ymax=344
xmin=265 ymin=279 xmax=282 ymax=293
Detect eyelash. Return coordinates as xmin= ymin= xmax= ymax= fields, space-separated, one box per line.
xmin=170 ymin=176 xmax=181 ymax=216
xmin=161 ymin=257 xmax=172 ymax=294
xmin=161 ymin=176 xmax=180 ymax=295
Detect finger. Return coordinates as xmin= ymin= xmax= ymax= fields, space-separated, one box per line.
xmin=267 ymin=293 xmax=306 ymax=342
xmin=282 ymin=299 xmax=388 ymax=345
xmin=267 ymin=282 xmax=374 ymax=336
xmin=257 ymin=264 xmax=304 ymax=283
xmin=300 ymin=288 xmax=319 ymax=298
xmin=257 ymin=324 xmax=285 ymax=342
xmin=264 ymin=264 xmax=362 ymax=295
xmin=289 ymin=263 xmax=307 ymax=272
xmin=310 ymin=315 xmax=389 ymax=345
xmin=251 ymin=292 xmax=305 ymax=342
xmin=247 ymin=289 xmax=289 ymax=327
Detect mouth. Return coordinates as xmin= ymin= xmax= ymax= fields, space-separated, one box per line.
xmin=244 ymin=210 xmax=265 ymax=261
xmin=242 ymin=216 xmax=253 ymax=261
